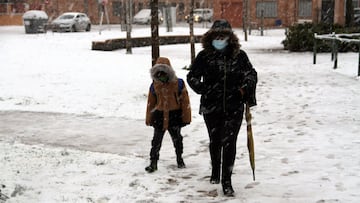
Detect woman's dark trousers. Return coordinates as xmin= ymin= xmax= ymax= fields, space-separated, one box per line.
xmin=203 ymin=109 xmax=243 ymax=183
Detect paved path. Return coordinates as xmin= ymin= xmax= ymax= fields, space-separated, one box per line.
xmin=0 ymin=111 xmax=150 ymax=156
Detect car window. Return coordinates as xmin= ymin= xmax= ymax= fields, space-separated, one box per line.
xmin=59 ymin=15 xmax=75 ymax=20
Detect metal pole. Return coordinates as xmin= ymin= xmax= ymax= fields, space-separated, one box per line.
xmin=313 ymin=34 xmax=317 ymax=64
xmin=334 ymin=40 xmax=338 ymax=69
xmin=104 ymin=3 xmax=110 ymax=30
xmin=331 ymin=32 xmax=335 ymax=61
xmin=358 ymin=44 xmax=360 ymax=77
xmin=99 ymin=4 xmax=104 ymax=35
xmin=260 ymin=10 xmax=264 ymax=36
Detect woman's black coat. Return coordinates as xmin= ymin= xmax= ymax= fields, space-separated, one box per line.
xmin=187 ymin=28 xmax=257 ymax=114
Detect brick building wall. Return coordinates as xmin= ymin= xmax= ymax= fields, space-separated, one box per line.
xmin=213 ymin=0 xmax=348 ymax=28
xmin=0 ymin=0 xmax=213 ymax=25
xmin=212 ymin=0 xmax=243 ymax=27
xmin=1 ymin=0 xmax=358 ymax=26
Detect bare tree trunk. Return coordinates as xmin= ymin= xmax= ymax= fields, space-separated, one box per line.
xmin=243 ymin=0 xmax=248 ymax=41
xmin=151 ymin=0 xmax=159 ymax=66
xmin=189 ymin=0 xmax=195 ymax=64
xmin=126 ymin=0 xmax=132 ymax=54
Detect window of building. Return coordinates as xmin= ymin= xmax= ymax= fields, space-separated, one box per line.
xmin=11 ymin=2 xmax=25 ymax=13
xmin=0 ymin=4 xmax=6 ymax=14
xmin=112 ymin=1 xmax=122 ymax=16
xmin=353 ymin=0 xmax=359 ymax=7
xmin=299 ymin=0 xmax=312 ymax=17
xmin=178 ymin=2 xmax=184 ymax=14
xmin=194 ymin=2 xmax=204 ymax=9
xmin=256 ymin=1 xmax=277 ymax=18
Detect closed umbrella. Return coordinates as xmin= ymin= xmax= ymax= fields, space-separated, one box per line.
xmin=245 ymin=103 xmax=255 ymax=181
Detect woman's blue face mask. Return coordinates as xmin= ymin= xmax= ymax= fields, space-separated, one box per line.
xmin=212 ymin=37 xmax=229 ymax=50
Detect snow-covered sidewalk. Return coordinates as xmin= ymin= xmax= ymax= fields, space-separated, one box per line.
xmin=1 ymin=25 xmax=360 ymax=202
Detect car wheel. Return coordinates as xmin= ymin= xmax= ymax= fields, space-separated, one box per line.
xmin=71 ymin=25 xmax=76 ymax=32
xmin=86 ymin=24 xmax=91 ymax=32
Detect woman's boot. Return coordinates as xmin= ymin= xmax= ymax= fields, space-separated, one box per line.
xmin=210 ymin=167 xmax=220 ymax=184
xmin=177 ymin=156 xmax=186 ymax=168
xmin=145 ymin=160 xmax=157 ymax=173
xmin=222 ymin=179 xmax=234 ymax=197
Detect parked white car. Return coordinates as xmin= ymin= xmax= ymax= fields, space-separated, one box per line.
xmin=185 ymin=8 xmax=213 ymax=23
xmin=51 ymin=12 xmax=91 ymax=32
xmin=133 ymin=9 xmax=163 ymax=24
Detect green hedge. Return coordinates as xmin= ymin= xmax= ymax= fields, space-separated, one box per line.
xmin=282 ymin=23 xmax=360 ymax=52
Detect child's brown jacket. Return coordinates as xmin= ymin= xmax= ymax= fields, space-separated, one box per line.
xmin=145 ymin=57 xmax=191 ymax=130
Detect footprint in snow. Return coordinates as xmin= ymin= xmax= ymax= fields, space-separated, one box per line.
xmin=281 ymin=170 xmax=299 ymax=176
xmin=316 ymin=199 xmax=340 ymax=203
xmin=281 ymin=158 xmax=289 ymax=164
xmin=244 ymin=182 xmax=260 ymax=189
xmin=197 ymin=189 xmax=218 ymax=197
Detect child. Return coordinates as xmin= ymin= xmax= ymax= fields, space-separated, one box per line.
xmin=145 ymin=57 xmax=191 ymax=173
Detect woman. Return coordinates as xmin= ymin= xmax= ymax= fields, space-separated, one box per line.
xmin=186 ymin=19 xmax=257 ymax=196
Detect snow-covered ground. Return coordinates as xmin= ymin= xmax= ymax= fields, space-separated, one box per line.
xmin=1 ymin=24 xmax=360 ymax=203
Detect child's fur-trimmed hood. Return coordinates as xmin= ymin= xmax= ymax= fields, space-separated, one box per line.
xmin=150 ymin=57 xmax=177 ymax=82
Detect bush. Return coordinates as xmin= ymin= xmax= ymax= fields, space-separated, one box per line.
xmin=282 ymin=23 xmax=360 ymax=52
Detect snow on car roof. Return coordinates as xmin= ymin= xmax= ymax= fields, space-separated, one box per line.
xmin=134 ymin=9 xmax=151 ymax=18
xmin=61 ymin=12 xmax=85 ymax=15
xmin=23 ymin=10 xmax=48 ymax=19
